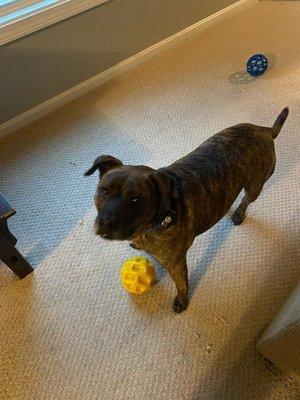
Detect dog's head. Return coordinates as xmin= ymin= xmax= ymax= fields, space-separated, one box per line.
xmin=85 ymin=155 xmax=176 ymax=240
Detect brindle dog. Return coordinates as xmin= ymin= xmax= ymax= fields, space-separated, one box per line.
xmin=85 ymin=108 xmax=289 ymax=313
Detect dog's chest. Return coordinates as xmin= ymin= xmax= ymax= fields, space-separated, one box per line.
xmin=133 ymin=224 xmax=194 ymax=264
xmin=133 ymin=229 xmax=178 ymax=261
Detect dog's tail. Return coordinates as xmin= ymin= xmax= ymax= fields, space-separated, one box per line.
xmin=271 ymin=107 xmax=289 ymax=139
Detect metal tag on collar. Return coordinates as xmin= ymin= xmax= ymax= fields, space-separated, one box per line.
xmin=161 ymin=215 xmax=172 ymax=227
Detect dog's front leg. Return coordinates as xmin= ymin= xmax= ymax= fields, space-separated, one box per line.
xmin=132 ymin=237 xmax=189 ymax=312
xmin=165 ymin=258 xmax=189 ymax=313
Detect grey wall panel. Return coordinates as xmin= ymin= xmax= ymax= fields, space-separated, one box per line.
xmin=0 ymin=0 xmax=235 ymax=124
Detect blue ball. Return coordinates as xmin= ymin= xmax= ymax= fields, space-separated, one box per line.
xmin=246 ymin=54 xmax=268 ymax=76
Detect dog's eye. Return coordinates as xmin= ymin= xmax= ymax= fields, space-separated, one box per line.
xmin=99 ymin=187 xmax=109 ymax=196
xmin=130 ymin=197 xmax=141 ymax=205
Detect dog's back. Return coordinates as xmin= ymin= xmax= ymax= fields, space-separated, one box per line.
xmin=163 ymin=108 xmax=289 ymax=234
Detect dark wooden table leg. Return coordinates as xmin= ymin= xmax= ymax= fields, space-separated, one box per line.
xmin=0 ymin=231 xmax=33 ymax=278
xmin=0 ymin=219 xmax=17 ymax=245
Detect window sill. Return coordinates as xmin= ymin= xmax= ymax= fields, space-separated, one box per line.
xmin=0 ymin=0 xmax=108 ymax=47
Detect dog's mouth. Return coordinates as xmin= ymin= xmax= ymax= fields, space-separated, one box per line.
xmin=100 ymin=232 xmax=112 ymax=240
xmin=100 ymin=232 xmax=134 ymax=241
xmin=95 ymin=228 xmax=114 ymax=240
xmin=95 ymin=225 xmax=135 ymax=241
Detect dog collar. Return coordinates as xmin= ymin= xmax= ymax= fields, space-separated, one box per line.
xmin=146 ymin=209 xmax=176 ymax=234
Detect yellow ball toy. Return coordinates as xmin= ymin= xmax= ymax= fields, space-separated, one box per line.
xmin=121 ymin=256 xmax=156 ymax=294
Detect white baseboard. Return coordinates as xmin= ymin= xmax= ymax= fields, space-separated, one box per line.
xmin=0 ymin=0 xmax=256 ymax=139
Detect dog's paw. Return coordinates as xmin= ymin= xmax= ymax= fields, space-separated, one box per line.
xmin=172 ymin=295 xmax=189 ymax=313
xmin=231 ymin=211 xmax=245 ymax=226
xmin=129 ymin=242 xmax=140 ymax=250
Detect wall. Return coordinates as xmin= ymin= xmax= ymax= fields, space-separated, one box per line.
xmin=0 ymin=0 xmax=235 ymax=124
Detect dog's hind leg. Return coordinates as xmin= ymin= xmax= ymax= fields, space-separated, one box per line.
xmin=231 ymin=190 xmax=255 ymax=225
xmin=231 ymin=181 xmax=267 ymax=225
xmin=232 ymin=158 xmax=276 ymax=226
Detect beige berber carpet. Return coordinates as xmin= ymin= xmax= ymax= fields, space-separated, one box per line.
xmin=0 ymin=1 xmax=299 ymax=399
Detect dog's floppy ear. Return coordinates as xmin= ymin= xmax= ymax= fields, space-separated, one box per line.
xmin=84 ymin=155 xmax=123 ymax=176
xmin=149 ymin=170 xmax=176 ymax=210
